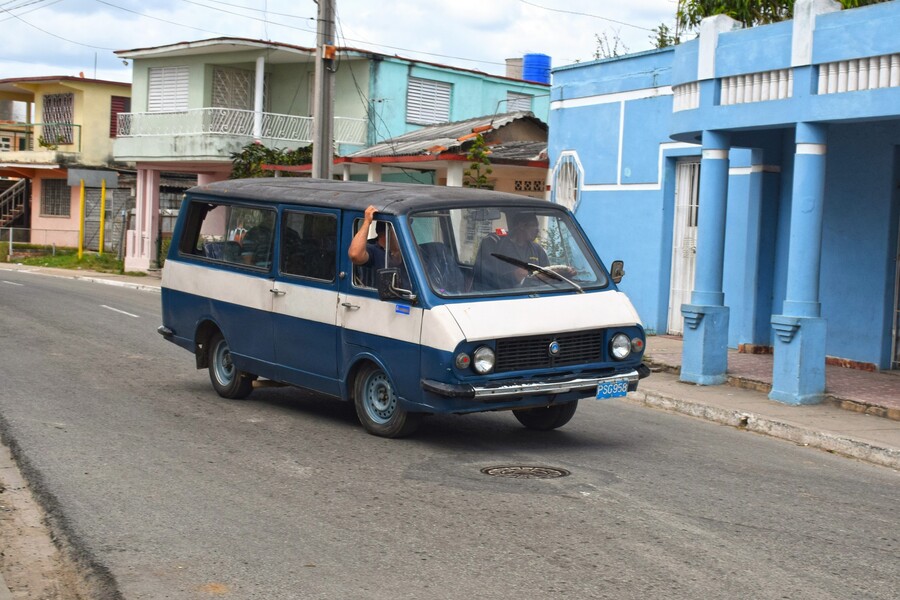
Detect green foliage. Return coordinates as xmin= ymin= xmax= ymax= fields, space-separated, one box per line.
xmin=676 ymin=0 xmax=887 ymax=32
xmin=37 ymin=135 xmax=64 ymax=150
xmin=159 ymin=237 xmax=171 ymax=268
xmin=229 ymin=142 xmax=314 ymax=179
xmin=651 ymin=23 xmax=681 ymax=48
xmin=463 ymin=134 xmax=493 ymax=189
xmin=17 ymin=249 xmax=130 ymax=274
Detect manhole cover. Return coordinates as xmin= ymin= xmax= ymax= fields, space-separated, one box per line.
xmin=480 ymin=465 xmax=570 ymax=479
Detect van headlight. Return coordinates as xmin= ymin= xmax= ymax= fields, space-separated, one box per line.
xmin=610 ymin=333 xmax=632 ymax=361
xmin=473 ymin=346 xmax=495 ymax=374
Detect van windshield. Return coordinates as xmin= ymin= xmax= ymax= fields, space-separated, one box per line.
xmin=409 ymin=206 xmax=608 ymax=297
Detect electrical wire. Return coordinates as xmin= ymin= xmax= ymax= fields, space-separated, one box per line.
xmin=516 ymin=0 xmax=655 ymax=32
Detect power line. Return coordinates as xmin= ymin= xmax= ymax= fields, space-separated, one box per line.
xmin=94 ymin=0 xmax=234 ymax=37
xmin=0 ymin=3 xmax=117 ymax=50
xmin=516 ymin=0 xmax=655 ymax=32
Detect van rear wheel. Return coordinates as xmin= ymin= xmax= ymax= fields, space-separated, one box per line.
xmin=513 ymin=400 xmax=578 ymax=430
xmin=354 ymin=364 xmax=420 ymax=438
xmin=208 ymin=332 xmax=254 ymax=400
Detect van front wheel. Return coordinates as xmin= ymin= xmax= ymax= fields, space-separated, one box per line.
xmin=513 ymin=400 xmax=578 ymax=430
xmin=208 ymin=332 xmax=253 ymax=400
xmin=354 ymin=364 xmax=420 ymax=438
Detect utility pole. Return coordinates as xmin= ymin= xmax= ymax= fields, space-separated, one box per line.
xmin=311 ymin=0 xmax=335 ymax=180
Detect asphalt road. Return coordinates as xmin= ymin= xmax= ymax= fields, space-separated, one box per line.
xmin=0 ymin=269 xmax=898 ymax=599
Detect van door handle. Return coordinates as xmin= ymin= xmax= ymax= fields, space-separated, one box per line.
xmin=270 ymin=288 xmax=286 ymax=296
xmin=341 ymin=302 xmax=360 ymax=310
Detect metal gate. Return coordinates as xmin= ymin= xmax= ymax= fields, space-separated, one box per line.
xmin=83 ymin=188 xmax=131 ymax=253
xmin=667 ymin=159 xmax=701 ymax=335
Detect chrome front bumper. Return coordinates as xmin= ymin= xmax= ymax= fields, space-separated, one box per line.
xmin=422 ymin=366 xmax=647 ymax=401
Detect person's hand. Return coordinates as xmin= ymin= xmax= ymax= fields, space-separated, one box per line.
xmin=363 ymin=204 xmax=377 ymax=225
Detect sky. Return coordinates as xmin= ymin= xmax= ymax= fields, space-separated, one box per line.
xmin=2 ymin=0 xmax=681 ymax=83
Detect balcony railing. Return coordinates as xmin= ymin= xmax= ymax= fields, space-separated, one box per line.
xmin=117 ymin=108 xmax=367 ymax=146
xmin=0 ymin=122 xmax=83 ymax=153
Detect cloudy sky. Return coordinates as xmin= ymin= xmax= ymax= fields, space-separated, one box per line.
xmin=2 ymin=0 xmax=681 ymax=82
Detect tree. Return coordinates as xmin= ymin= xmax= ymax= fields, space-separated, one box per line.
xmin=463 ymin=134 xmax=493 ymax=189
xmin=230 ymin=142 xmax=314 ymax=179
xmin=677 ymin=0 xmax=888 ymax=32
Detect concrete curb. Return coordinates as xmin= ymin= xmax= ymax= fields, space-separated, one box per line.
xmin=73 ymin=276 xmax=161 ymax=293
xmin=625 ymin=388 xmax=900 ymax=471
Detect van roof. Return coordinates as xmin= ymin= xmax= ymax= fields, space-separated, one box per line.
xmin=188 ymin=178 xmax=559 ymax=215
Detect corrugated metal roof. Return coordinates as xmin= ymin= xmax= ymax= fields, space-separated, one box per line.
xmin=349 ymin=111 xmax=546 ymax=159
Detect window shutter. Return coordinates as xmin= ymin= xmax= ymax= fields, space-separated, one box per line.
xmin=148 ymin=66 xmax=189 ymax=112
xmin=506 ymin=92 xmax=532 ymax=112
xmin=109 ymin=96 xmax=131 ymax=137
xmin=406 ymin=77 xmax=451 ymax=125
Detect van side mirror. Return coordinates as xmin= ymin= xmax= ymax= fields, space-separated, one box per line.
xmin=610 ymin=260 xmax=625 ymax=284
xmin=376 ymin=268 xmax=417 ymax=303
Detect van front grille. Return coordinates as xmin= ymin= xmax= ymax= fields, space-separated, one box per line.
xmin=494 ymin=330 xmax=604 ymax=373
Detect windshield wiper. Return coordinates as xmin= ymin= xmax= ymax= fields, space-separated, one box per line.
xmin=491 ymin=253 xmax=584 ymax=293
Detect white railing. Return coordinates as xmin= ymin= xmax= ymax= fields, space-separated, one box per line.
xmin=817 ymin=54 xmax=900 ymax=95
xmin=117 ymin=108 xmax=367 ymax=145
xmin=720 ymin=69 xmax=793 ymax=106
xmin=672 ymin=82 xmax=700 ymax=112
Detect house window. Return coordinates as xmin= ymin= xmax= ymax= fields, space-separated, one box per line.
xmin=41 ymin=93 xmax=74 ymax=145
xmin=40 ymin=179 xmax=70 ymax=217
xmin=506 ymin=92 xmax=532 ymax=112
xmin=212 ymin=67 xmax=271 ymax=110
xmin=109 ymin=96 xmax=131 ymax=137
xmin=554 ymin=154 xmax=580 ymax=213
xmin=406 ymin=77 xmax=451 ymax=125
xmin=148 ymin=66 xmax=189 ymax=112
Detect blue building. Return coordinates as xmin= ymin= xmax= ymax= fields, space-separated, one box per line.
xmin=548 ymin=0 xmax=900 ymax=404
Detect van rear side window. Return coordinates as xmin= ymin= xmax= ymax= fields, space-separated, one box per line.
xmin=180 ymin=201 xmax=276 ymax=269
xmin=280 ymin=210 xmax=337 ymax=281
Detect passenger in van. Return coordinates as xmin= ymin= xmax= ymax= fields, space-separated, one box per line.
xmin=473 ymin=211 xmax=549 ymax=290
xmin=348 ymin=205 xmax=407 ymax=288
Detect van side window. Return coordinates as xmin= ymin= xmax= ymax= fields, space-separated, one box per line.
xmin=180 ymin=201 xmax=275 ymax=270
xmin=351 ymin=218 xmax=410 ymax=290
xmin=280 ymin=211 xmax=337 ymax=281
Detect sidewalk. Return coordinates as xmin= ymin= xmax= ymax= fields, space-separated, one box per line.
xmin=635 ymin=335 xmax=900 ymax=470
xmin=2 ymin=263 xmax=898 ymax=470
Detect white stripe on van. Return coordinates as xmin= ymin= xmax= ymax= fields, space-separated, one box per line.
xmin=163 ymin=261 xmax=273 ymax=312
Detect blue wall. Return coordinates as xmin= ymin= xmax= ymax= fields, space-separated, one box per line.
xmin=551 ymin=2 xmax=900 ymax=368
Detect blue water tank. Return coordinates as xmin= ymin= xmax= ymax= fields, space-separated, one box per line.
xmin=522 ymin=53 xmax=551 ymax=84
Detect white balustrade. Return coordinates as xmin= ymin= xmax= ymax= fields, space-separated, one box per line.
xmin=817 ymin=54 xmax=900 ymax=94
xmin=117 ymin=108 xmax=366 ymax=145
xmin=720 ymin=69 xmax=793 ymax=106
xmin=672 ymin=82 xmax=700 ymax=112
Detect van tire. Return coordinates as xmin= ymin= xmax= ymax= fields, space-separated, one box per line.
xmin=513 ymin=400 xmax=578 ymax=430
xmin=354 ymin=364 xmax=420 ymax=438
xmin=208 ymin=332 xmax=254 ymax=400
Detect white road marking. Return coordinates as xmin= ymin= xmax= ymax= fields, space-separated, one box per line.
xmin=2 ymin=280 xmax=24 ymax=286
xmin=100 ymin=305 xmax=140 ymax=318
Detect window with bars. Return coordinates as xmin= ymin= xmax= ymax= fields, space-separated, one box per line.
xmin=109 ymin=96 xmax=131 ymax=137
xmin=40 ymin=179 xmax=70 ymax=217
xmin=506 ymin=92 xmax=532 ymax=112
xmin=148 ymin=66 xmax=189 ymax=112
xmin=41 ymin=93 xmax=74 ymax=145
xmin=212 ymin=67 xmax=270 ymax=110
xmin=406 ymin=77 xmax=451 ymax=125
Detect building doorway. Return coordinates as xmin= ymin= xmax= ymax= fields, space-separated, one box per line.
xmin=667 ymin=159 xmax=701 ymax=335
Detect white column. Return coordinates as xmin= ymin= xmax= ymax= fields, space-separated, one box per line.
xmin=367 ymin=164 xmax=382 ymax=182
xmin=253 ymin=55 xmax=265 ymax=141
xmin=446 ymin=162 xmax=464 ymax=187
xmin=125 ymin=168 xmax=160 ymax=272
xmin=342 ymin=163 xmax=352 ymax=181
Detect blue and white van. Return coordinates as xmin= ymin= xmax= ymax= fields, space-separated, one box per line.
xmin=159 ymin=179 xmax=649 ymax=437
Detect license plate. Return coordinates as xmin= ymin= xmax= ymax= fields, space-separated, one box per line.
xmin=596 ymin=379 xmax=629 ymax=400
